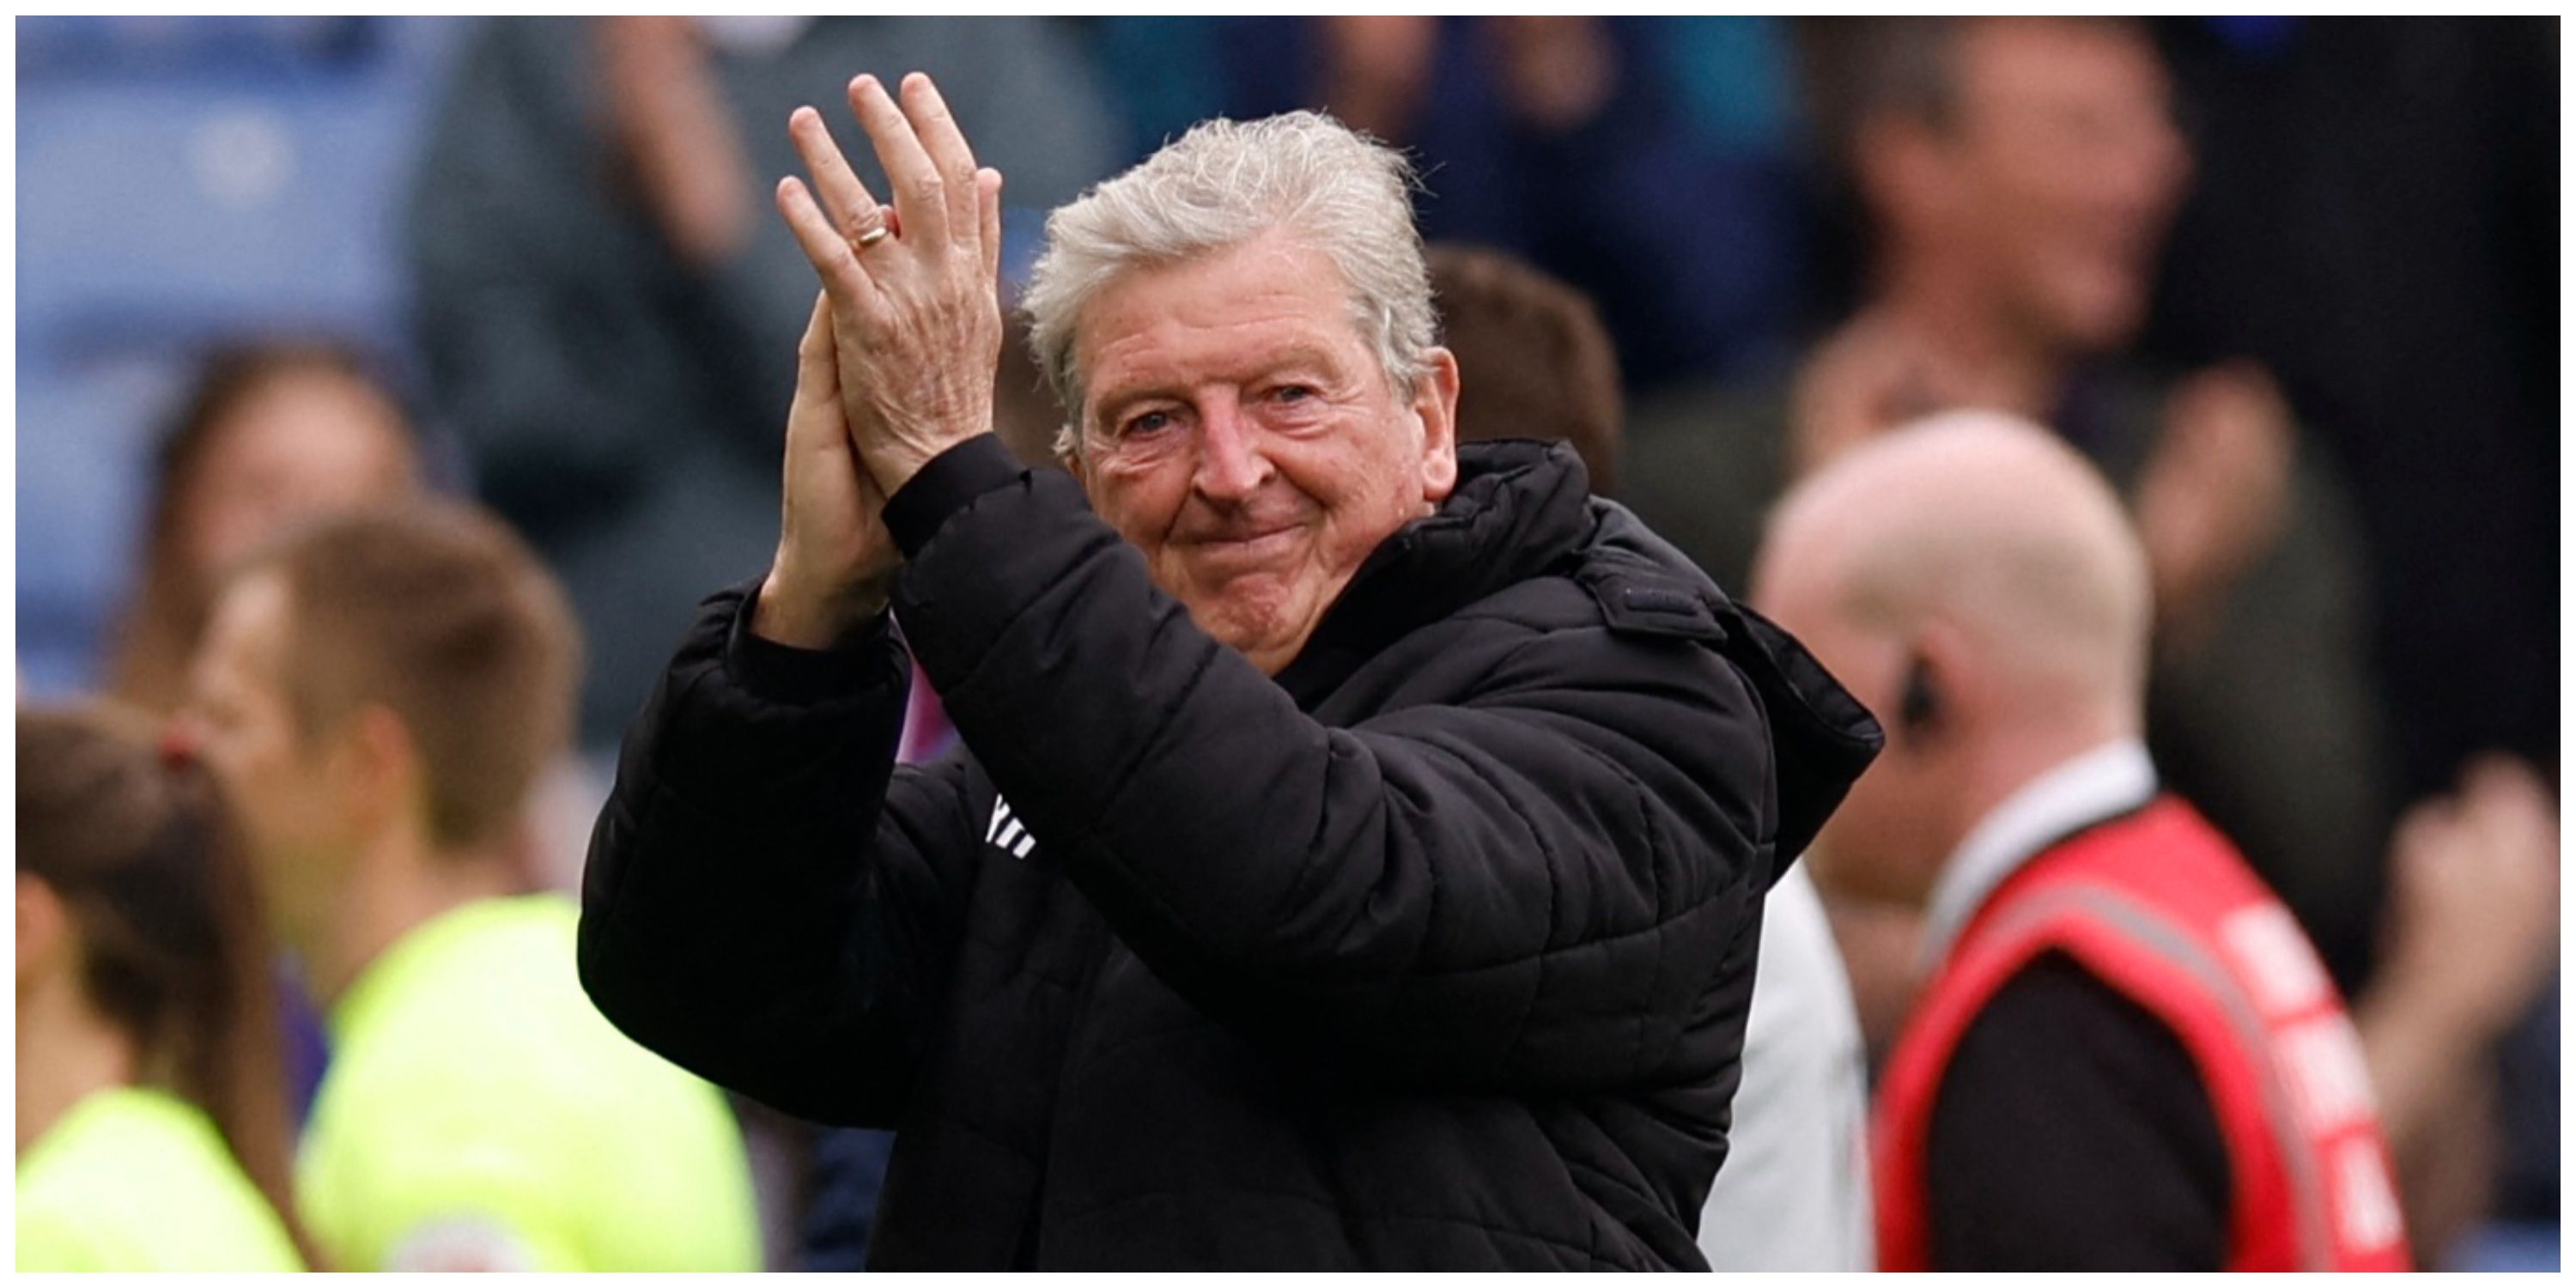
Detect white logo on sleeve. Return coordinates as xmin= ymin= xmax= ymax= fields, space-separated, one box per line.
xmin=986 ymin=795 xmax=1036 ymax=860
xmin=383 ymin=1215 xmax=540 ymax=1272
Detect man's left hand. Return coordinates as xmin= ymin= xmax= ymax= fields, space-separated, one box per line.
xmin=775 ymin=72 xmax=1005 ymax=497
xmin=2136 ymin=361 xmax=2293 ymax=650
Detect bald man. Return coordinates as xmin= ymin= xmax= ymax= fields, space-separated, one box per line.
xmin=1750 ymin=412 xmax=2409 ymax=1272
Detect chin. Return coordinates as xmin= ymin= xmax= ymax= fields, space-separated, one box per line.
xmin=1190 ymin=592 xmax=1309 ymax=670
xmin=1201 ymin=607 xmax=1290 ymax=661
xmin=2055 ymin=280 xmax=2148 ymax=351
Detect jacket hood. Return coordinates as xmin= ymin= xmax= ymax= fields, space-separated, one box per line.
xmin=1583 ymin=485 xmax=1885 ymax=873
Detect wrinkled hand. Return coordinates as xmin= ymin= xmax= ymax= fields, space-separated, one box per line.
xmin=2378 ymin=754 xmax=2561 ymax=1044
xmin=2136 ymin=361 xmax=2294 ymax=648
xmin=753 ymin=294 xmax=900 ymax=649
xmin=775 ymin=73 xmax=1004 ymax=499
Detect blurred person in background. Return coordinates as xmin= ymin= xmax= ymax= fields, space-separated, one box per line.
xmin=1624 ymin=15 xmax=2395 ymax=993
xmin=1426 ymin=241 xmax=1870 ymax=1268
xmin=407 ymin=16 xmax=1119 ymax=754
xmin=1753 ymin=411 xmax=2408 ymax=1271
xmin=175 ymin=502 xmax=760 ymax=1271
xmin=17 ymin=702 xmax=313 ymax=1271
xmin=106 ymin=342 xmax=421 ymax=719
xmin=1115 ymin=16 xmax=1807 ymax=393
xmin=1425 ymin=244 xmax=1624 ymax=493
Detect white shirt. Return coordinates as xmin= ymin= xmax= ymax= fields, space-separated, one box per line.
xmin=1696 ymin=864 xmax=1874 ymax=1271
xmin=1918 ymin=739 xmax=2160 ymax=969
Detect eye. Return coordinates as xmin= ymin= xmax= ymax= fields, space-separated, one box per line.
xmin=1121 ymin=409 xmax=1176 ymax=437
xmin=1274 ymin=385 xmax=1315 ymax=404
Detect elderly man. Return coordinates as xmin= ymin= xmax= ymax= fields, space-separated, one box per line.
xmin=577 ymin=75 xmax=1879 ymax=1270
xmin=1749 ymin=411 xmax=2408 ymax=1271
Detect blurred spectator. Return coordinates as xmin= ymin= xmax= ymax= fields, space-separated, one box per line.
xmin=106 ymin=342 xmax=421 ymax=717
xmin=1109 ymin=16 xmax=1806 ymax=391
xmin=1623 ymin=15 xmax=2396 ymax=987
xmin=16 ymin=702 xmax=313 ymax=1271
xmin=2146 ymin=17 xmax=2558 ymax=805
xmin=1426 ymin=243 xmax=1623 ymax=491
xmin=407 ymin=16 xmax=1119 ymax=750
xmin=173 ymin=501 xmax=760 ymax=1270
xmin=1754 ymin=412 xmax=2408 ymax=1271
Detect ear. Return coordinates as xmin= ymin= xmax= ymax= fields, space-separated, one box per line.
xmin=19 ymin=875 xmax=67 ymax=983
xmin=336 ymin=704 xmax=424 ymax=836
xmin=1906 ymin=618 xmax=1978 ymax=739
xmin=1412 ymin=347 xmax=1462 ymax=503
xmin=1065 ymin=435 xmax=1091 ymax=493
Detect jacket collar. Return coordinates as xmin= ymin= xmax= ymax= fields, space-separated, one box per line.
xmin=1274 ymin=439 xmax=1592 ymax=707
xmin=1918 ymin=739 xmax=2159 ymax=968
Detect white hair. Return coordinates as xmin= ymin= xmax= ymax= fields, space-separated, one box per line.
xmin=1020 ymin=111 xmax=1437 ymax=459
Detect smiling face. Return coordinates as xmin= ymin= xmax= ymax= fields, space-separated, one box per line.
xmin=1939 ymin=19 xmax=2190 ymax=352
xmin=1068 ymin=232 xmax=1460 ymax=673
xmin=1867 ymin=20 xmax=2190 ymax=358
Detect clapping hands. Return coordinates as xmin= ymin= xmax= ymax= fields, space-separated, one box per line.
xmin=751 ymin=73 xmax=1006 ymax=648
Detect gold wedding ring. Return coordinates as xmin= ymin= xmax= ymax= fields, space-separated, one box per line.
xmin=849 ymin=207 xmax=892 ymax=250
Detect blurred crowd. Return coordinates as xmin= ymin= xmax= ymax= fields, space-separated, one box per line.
xmin=14 ymin=15 xmax=2560 ymax=1273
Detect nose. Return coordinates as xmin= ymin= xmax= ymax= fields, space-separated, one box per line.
xmin=1191 ymin=396 xmax=1273 ymax=504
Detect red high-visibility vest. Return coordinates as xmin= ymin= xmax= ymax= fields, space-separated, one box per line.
xmin=1874 ymin=797 xmax=2410 ymax=1271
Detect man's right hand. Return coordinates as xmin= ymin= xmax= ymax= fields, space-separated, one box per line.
xmin=754 ymin=292 xmax=899 ymax=649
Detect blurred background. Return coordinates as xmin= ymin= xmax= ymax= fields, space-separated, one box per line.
xmin=13 ymin=15 xmax=2561 ymax=1272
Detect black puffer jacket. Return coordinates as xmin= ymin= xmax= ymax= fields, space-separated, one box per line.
xmin=580 ymin=437 xmax=1880 ymax=1269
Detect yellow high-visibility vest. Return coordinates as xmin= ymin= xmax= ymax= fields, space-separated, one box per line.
xmin=298 ymin=895 xmax=761 ymax=1272
xmin=16 ymin=1085 xmax=305 ymax=1272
